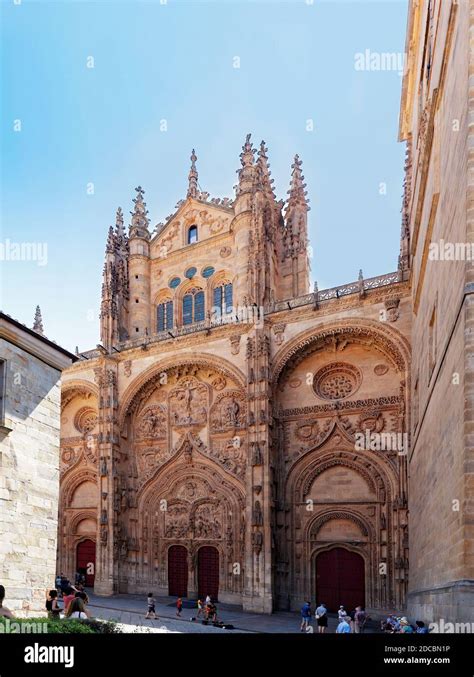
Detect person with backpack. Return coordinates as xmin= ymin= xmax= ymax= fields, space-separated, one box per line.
xmin=300 ymin=601 xmax=312 ymax=632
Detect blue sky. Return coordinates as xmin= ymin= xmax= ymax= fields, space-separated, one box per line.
xmin=1 ymin=0 xmax=408 ymax=352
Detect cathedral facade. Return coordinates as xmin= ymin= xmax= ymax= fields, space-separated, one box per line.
xmin=58 ymin=136 xmax=411 ymax=615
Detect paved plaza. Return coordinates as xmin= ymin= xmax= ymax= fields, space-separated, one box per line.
xmin=87 ymin=593 xmax=379 ymax=634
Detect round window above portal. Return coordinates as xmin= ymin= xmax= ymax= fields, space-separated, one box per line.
xmin=202 ymin=266 xmax=215 ymax=278
xmin=169 ymin=277 xmax=181 ymax=289
xmin=312 ymin=362 xmax=362 ymax=401
xmin=185 ymin=267 xmax=197 ymax=279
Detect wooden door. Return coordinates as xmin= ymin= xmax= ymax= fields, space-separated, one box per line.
xmin=198 ymin=546 xmax=219 ymax=601
xmin=76 ymin=539 xmax=96 ymax=587
xmin=168 ymin=545 xmax=188 ymax=597
xmin=316 ymin=547 xmax=365 ymax=612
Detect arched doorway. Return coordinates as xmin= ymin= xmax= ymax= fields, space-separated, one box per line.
xmin=316 ymin=547 xmax=365 ymax=612
xmin=198 ymin=546 xmax=219 ymax=601
xmin=168 ymin=545 xmax=188 ymax=597
xmin=76 ymin=539 xmax=96 ymax=587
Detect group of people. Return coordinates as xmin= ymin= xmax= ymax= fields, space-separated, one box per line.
xmin=46 ymin=571 xmax=92 ymax=620
xmin=381 ymin=615 xmax=430 ymax=634
xmin=300 ymin=601 xmax=431 ymax=634
xmin=0 ymin=579 xmax=91 ymax=622
xmin=145 ymin=593 xmax=218 ymax=623
xmin=300 ymin=602 xmax=370 ymax=633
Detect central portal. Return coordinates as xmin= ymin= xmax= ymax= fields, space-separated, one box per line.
xmin=316 ymin=547 xmax=365 ymax=612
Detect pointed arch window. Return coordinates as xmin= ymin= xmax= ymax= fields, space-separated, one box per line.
xmin=213 ymin=282 xmax=233 ymax=320
xmin=157 ymin=300 xmax=173 ymax=332
xmin=182 ymin=288 xmax=205 ymax=325
xmin=187 ymin=225 xmax=198 ymax=245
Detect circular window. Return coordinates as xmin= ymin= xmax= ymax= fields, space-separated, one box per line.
xmin=313 ymin=362 xmax=361 ymax=401
xmin=74 ymin=407 xmax=98 ymax=434
xmin=185 ymin=267 xmax=197 ymax=279
xmin=169 ymin=277 xmax=181 ymax=289
xmin=202 ymin=266 xmax=215 ymax=279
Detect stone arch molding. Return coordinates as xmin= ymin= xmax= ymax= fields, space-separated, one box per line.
xmin=288 ymin=444 xmax=396 ymax=506
xmin=62 ymin=380 xmax=99 ymax=411
xmin=118 ymin=353 xmax=246 ymax=428
xmin=137 ymin=431 xmax=247 ymax=498
xmin=271 ymin=318 xmax=411 ymax=386
xmin=62 ymin=469 xmax=99 ymax=507
xmin=306 ymin=510 xmax=371 ymax=541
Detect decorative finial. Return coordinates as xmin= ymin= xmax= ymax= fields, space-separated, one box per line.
xmin=115 ymin=207 xmax=125 ymax=237
xmin=256 ymin=140 xmax=275 ymax=196
xmin=187 ymin=149 xmax=199 ymax=198
xmin=33 ymin=305 xmax=44 ymax=335
xmin=286 ymin=154 xmax=309 ymax=212
xmin=105 ymin=225 xmax=115 ymax=253
xmin=129 ymin=186 xmax=150 ymax=238
xmin=240 ymin=133 xmax=255 ymax=167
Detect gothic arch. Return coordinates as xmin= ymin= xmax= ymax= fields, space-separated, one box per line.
xmin=306 ymin=509 xmax=372 ymax=542
xmin=69 ymin=510 xmax=97 ymax=535
xmin=138 ymin=447 xmax=245 ymax=510
xmin=286 ymin=427 xmax=397 ymax=505
xmin=62 ymin=380 xmax=99 ymax=411
xmin=118 ymin=353 xmax=246 ymax=428
xmin=62 ymin=469 xmax=99 ymax=508
xmin=271 ymin=318 xmax=411 ymax=386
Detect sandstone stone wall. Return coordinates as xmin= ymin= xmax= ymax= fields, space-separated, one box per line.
xmin=0 ymin=338 xmax=62 ymax=617
xmin=400 ymin=0 xmax=473 ymax=622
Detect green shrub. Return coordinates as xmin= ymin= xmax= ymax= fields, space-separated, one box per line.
xmin=0 ymin=616 xmax=120 ymax=634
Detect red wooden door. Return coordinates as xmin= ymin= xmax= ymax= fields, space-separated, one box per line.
xmin=168 ymin=545 xmax=188 ymax=597
xmin=316 ymin=548 xmax=365 ymax=612
xmin=198 ymin=546 xmax=219 ymax=601
xmin=76 ymin=539 xmax=96 ymax=587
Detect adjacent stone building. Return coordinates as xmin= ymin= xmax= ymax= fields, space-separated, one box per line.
xmin=59 ymin=139 xmax=411 ymax=615
xmin=399 ymin=0 xmax=474 ymax=623
xmin=0 ymin=311 xmax=76 ymax=616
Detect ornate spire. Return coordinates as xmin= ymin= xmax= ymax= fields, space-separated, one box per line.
xmin=129 ymin=186 xmax=150 ymax=239
xmin=105 ymin=225 xmax=115 ymax=253
xmin=115 ymin=206 xmax=125 ymax=238
xmin=187 ymin=149 xmax=199 ymax=199
xmin=240 ymin=133 xmax=255 ymax=167
xmin=256 ymin=140 xmax=275 ymax=196
xmin=236 ymin=133 xmax=256 ymax=194
xmin=286 ymin=154 xmax=309 ymax=212
xmin=33 ymin=305 xmax=44 ymax=335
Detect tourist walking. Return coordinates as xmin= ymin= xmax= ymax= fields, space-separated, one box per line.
xmin=145 ymin=592 xmax=157 ymax=619
xmin=315 ymin=602 xmax=328 ymax=633
xmin=46 ymin=590 xmax=61 ymax=619
xmin=336 ymin=615 xmax=352 ymax=633
xmin=196 ymin=599 xmax=204 ymax=619
xmin=300 ymin=601 xmax=312 ymax=632
xmin=0 ymin=585 xmax=13 ymax=619
xmin=354 ymin=606 xmax=368 ymax=633
xmin=338 ymin=605 xmax=347 ymax=622
xmin=205 ymin=594 xmax=211 ymax=605
xmin=176 ymin=597 xmax=183 ymax=617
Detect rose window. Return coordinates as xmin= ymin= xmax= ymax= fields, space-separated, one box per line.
xmin=313 ymin=363 xmax=361 ymax=401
